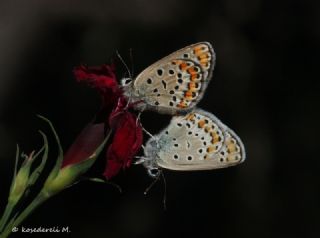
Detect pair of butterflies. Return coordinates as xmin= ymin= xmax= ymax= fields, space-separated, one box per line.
xmin=121 ymin=42 xmax=246 ymax=177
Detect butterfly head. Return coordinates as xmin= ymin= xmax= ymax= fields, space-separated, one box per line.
xmin=120 ymin=77 xmax=135 ymax=100
xmin=120 ymin=77 xmax=133 ymax=87
xmin=142 ymin=137 xmax=162 ymax=178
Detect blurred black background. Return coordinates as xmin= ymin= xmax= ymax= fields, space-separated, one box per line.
xmin=0 ymin=0 xmax=319 ymax=237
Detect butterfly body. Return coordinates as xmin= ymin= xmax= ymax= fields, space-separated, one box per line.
xmin=143 ymin=109 xmax=246 ymax=177
xmin=122 ymin=42 xmax=216 ymax=114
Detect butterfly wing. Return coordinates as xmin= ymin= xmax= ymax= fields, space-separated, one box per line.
xmin=131 ymin=42 xmax=215 ymax=114
xmin=145 ymin=108 xmax=245 ymax=171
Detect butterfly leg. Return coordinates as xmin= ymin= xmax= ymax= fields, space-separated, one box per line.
xmin=134 ymin=156 xmax=148 ymax=164
xmin=142 ymin=127 xmax=155 ymax=139
xmin=124 ymin=96 xmax=132 ymax=110
xmin=136 ymin=111 xmax=142 ymax=125
xmin=144 ymin=169 xmax=161 ymax=194
xmin=135 ymin=110 xmax=156 ymax=139
xmin=135 ymin=104 xmax=147 ymax=125
xmin=160 ymin=171 xmax=167 ymax=210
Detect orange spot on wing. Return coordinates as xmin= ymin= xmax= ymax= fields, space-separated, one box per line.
xmin=188 ymin=82 xmax=195 ymax=89
xmin=188 ymin=82 xmax=198 ymax=91
xmin=194 ymin=45 xmax=208 ymax=58
xmin=186 ymin=113 xmax=195 ymax=121
xmin=191 ymin=74 xmax=198 ymax=81
xmin=184 ymin=91 xmax=193 ymax=100
xmin=198 ymin=54 xmax=208 ymax=59
xmin=206 ymin=146 xmax=215 ymax=153
xmin=198 ymin=120 xmax=205 ymax=128
xmin=179 ymin=62 xmax=188 ymax=70
xmin=200 ymin=58 xmax=209 ymax=64
xmin=177 ymin=100 xmax=187 ymax=108
xmin=187 ymin=67 xmax=197 ymax=75
xmin=194 ymin=49 xmax=202 ymax=56
xmin=210 ymin=132 xmax=220 ymax=144
xmin=194 ymin=45 xmax=203 ymax=51
xmin=227 ymin=143 xmax=236 ymax=153
xmin=200 ymin=61 xmax=210 ymax=68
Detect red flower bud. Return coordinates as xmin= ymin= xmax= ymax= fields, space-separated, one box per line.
xmin=62 ymin=123 xmax=105 ymax=168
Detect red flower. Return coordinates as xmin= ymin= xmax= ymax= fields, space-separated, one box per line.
xmin=67 ymin=64 xmax=143 ymax=179
xmin=104 ymin=97 xmax=143 ymax=178
xmin=73 ymin=64 xmax=121 ymax=118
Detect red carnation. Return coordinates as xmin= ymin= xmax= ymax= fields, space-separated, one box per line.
xmin=63 ymin=64 xmax=143 ymax=179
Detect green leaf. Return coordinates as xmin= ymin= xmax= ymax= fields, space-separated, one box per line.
xmin=27 ymin=131 xmax=49 ymax=187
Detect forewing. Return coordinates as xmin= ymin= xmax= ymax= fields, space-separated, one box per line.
xmin=133 ymin=42 xmax=215 ymax=114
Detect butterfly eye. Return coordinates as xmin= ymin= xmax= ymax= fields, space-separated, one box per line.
xmin=148 ymin=168 xmax=160 ymax=178
xmin=121 ymin=78 xmax=132 ymax=86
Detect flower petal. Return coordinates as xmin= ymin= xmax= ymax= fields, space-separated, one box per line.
xmin=104 ymin=111 xmax=143 ymax=179
xmin=62 ymin=123 xmax=105 ymax=168
xmin=73 ymin=63 xmax=143 ymax=179
xmin=73 ymin=64 xmax=118 ymax=92
xmin=73 ymin=63 xmax=124 ymax=126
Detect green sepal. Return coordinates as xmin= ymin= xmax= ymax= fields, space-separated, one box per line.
xmin=8 ymin=145 xmax=20 ymax=196
xmin=0 ymin=134 xmax=46 ymax=233
xmin=27 ymin=131 xmax=49 ymax=188
xmin=37 ymin=115 xmax=63 ymax=181
xmin=8 ymin=153 xmax=33 ymax=204
xmin=42 ymin=130 xmax=110 ymax=197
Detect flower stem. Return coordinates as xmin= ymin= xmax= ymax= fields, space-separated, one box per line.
xmin=0 ymin=202 xmax=14 ymax=232
xmin=0 ymin=192 xmax=49 ymax=238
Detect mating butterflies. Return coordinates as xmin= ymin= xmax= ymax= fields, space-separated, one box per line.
xmin=122 ymin=42 xmax=245 ymax=176
xmin=140 ymin=109 xmax=246 ymax=177
xmin=121 ymin=42 xmax=215 ymax=115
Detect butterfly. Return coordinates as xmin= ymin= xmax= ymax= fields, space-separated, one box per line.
xmin=121 ymin=42 xmax=215 ymax=115
xmin=138 ymin=108 xmax=246 ymax=177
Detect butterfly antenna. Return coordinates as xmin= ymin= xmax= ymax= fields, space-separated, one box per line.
xmin=83 ymin=177 xmax=123 ymax=194
xmin=129 ymin=47 xmax=135 ymax=76
xmin=161 ymin=171 xmax=167 ymax=210
xmin=144 ymin=174 xmax=161 ymax=195
xmin=105 ymin=181 xmax=123 ymax=194
xmin=116 ymin=50 xmax=132 ymax=79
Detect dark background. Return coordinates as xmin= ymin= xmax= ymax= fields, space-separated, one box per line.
xmin=0 ymin=0 xmax=319 ymax=237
